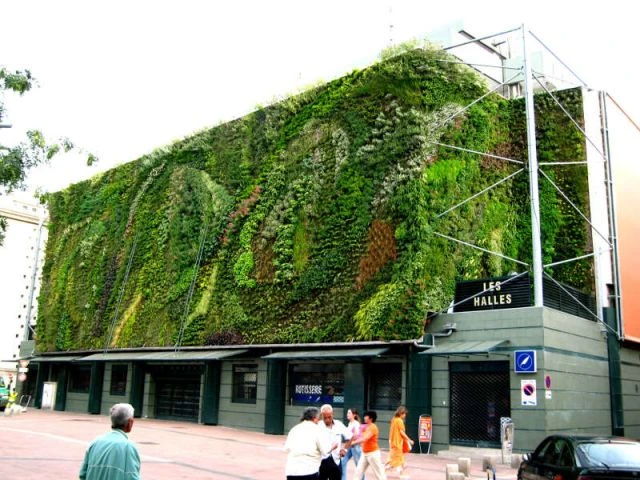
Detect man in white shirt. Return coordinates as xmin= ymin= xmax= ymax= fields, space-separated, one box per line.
xmin=285 ymin=407 xmax=331 ymax=480
xmin=318 ymin=404 xmax=352 ymax=480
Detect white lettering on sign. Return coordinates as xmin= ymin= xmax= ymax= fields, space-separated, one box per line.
xmin=470 ymin=281 xmax=514 ymax=308
xmin=295 ymin=384 xmax=322 ymax=394
xmin=473 ymin=294 xmax=512 ymax=307
xmin=483 ymin=281 xmax=502 ymax=292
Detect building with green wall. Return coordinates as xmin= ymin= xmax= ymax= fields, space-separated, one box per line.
xmin=23 ymin=29 xmax=640 ymax=454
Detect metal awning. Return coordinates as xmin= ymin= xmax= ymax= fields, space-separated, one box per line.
xmin=76 ymin=349 xmax=249 ymax=362
xmin=28 ymin=356 xmax=83 ymax=363
xmin=262 ymin=347 xmax=389 ymax=360
xmin=421 ymin=340 xmax=508 ymax=356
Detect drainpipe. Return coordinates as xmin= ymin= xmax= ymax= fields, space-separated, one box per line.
xmin=420 ymin=323 xmax=457 ymax=349
xmin=604 ymin=306 xmax=624 ymax=436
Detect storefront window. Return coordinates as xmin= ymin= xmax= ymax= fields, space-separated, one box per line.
xmin=68 ymin=365 xmax=91 ymax=393
xmin=369 ymin=363 xmax=402 ymax=410
xmin=289 ymin=364 xmax=344 ymax=406
xmin=232 ymin=364 xmax=258 ymax=404
xmin=110 ymin=364 xmax=128 ymax=396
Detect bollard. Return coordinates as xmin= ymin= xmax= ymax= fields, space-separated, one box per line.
xmin=511 ymin=453 xmax=523 ymax=469
xmin=445 ymin=463 xmax=459 ymax=480
xmin=458 ymin=457 xmax=471 ymax=477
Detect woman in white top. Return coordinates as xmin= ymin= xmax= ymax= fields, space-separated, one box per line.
xmin=341 ymin=408 xmax=363 ymax=480
xmin=285 ymin=407 xmax=331 ymax=480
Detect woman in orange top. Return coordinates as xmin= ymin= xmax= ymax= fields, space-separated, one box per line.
xmin=386 ymin=405 xmax=413 ymax=474
xmin=350 ymin=410 xmax=386 ymax=480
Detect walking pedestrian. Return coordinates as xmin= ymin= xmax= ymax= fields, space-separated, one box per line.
xmin=386 ymin=405 xmax=413 ymax=474
xmin=341 ymin=408 xmax=363 ymax=480
xmin=79 ymin=403 xmax=141 ymax=480
xmin=319 ymin=404 xmax=352 ymax=480
xmin=285 ymin=407 xmax=332 ymax=480
xmin=350 ymin=410 xmax=386 ymax=480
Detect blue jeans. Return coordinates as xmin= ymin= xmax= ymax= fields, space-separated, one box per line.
xmin=341 ymin=444 xmax=364 ymax=480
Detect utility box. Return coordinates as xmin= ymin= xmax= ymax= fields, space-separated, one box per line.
xmin=42 ymin=382 xmax=57 ymax=410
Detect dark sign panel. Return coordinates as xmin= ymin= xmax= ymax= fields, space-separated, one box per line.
xmin=454 ymin=274 xmax=531 ymax=312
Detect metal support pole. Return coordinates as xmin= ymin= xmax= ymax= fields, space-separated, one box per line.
xmin=600 ymin=92 xmax=623 ymax=339
xmin=522 ymin=25 xmax=544 ymax=307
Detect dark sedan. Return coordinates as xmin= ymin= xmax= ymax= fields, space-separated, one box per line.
xmin=518 ymin=434 xmax=640 ymax=480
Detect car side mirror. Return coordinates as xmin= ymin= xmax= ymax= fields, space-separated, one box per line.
xmin=522 ymin=453 xmax=531 ymax=462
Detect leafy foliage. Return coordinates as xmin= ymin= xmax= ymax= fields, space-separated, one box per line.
xmin=0 ymin=67 xmax=97 ymax=244
xmin=37 ymin=47 xmax=592 ymax=350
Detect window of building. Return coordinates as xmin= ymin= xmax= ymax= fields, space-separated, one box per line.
xmin=369 ymin=363 xmax=402 ymax=410
xmin=289 ymin=363 xmax=344 ymax=406
xmin=69 ymin=366 xmax=91 ymax=393
xmin=110 ymin=364 xmax=128 ymax=396
xmin=232 ymin=364 xmax=258 ymax=404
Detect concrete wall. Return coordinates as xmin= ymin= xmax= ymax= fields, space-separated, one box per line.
xmin=620 ymin=345 xmax=640 ymax=438
xmin=218 ymin=359 xmax=266 ymax=432
xmin=428 ymin=306 xmax=612 ymax=454
xmin=66 ymin=391 xmax=89 ymax=413
xmin=100 ymin=363 xmax=132 ymax=415
xmin=540 ymin=308 xmax=611 ymax=440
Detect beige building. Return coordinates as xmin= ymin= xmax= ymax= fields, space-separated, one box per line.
xmin=0 ymin=194 xmax=47 ymax=391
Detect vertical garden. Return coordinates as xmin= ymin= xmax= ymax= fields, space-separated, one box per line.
xmin=37 ymin=47 xmax=591 ymax=351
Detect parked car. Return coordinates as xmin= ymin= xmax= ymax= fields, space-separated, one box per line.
xmin=518 ymin=434 xmax=640 ymax=480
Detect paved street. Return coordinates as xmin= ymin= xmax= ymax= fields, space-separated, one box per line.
xmin=0 ymin=409 xmax=517 ymax=479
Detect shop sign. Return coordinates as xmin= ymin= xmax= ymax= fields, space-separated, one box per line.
xmin=454 ymin=274 xmax=531 ymax=312
xmin=293 ymin=384 xmax=322 ymax=403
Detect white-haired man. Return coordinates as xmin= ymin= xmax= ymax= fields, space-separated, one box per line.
xmin=318 ymin=404 xmax=352 ymax=480
xmin=79 ymin=403 xmax=141 ymax=480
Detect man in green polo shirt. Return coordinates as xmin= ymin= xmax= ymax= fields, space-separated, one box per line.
xmin=79 ymin=403 xmax=141 ymax=480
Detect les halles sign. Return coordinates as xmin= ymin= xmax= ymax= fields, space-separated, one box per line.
xmin=454 ymin=274 xmax=531 ymax=312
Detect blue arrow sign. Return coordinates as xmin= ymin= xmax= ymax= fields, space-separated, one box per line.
xmin=514 ymin=350 xmax=537 ymax=373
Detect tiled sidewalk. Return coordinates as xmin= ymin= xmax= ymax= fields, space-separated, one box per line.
xmin=0 ymin=409 xmax=518 ymax=479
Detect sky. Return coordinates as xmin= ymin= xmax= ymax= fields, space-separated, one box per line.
xmin=2 ymin=0 xmax=639 ymax=196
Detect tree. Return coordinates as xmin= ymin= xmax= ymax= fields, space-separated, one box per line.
xmin=0 ymin=67 xmax=97 ymax=244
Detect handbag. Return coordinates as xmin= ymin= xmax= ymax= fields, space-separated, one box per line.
xmin=402 ymin=439 xmax=411 ymax=453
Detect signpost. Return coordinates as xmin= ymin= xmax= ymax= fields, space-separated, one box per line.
xmin=418 ymin=414 xmax=432 ymax=454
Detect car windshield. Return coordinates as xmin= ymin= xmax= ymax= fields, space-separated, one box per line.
xmin=577 ymin=442 xmax=640 ymax=469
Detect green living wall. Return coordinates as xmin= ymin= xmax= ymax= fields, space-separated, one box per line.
xmin=38 ymin=47 xmax=591 ymax=351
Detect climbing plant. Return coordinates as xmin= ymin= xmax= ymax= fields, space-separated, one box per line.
xmin=37 ymin=46 xmax=592 ymax=350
